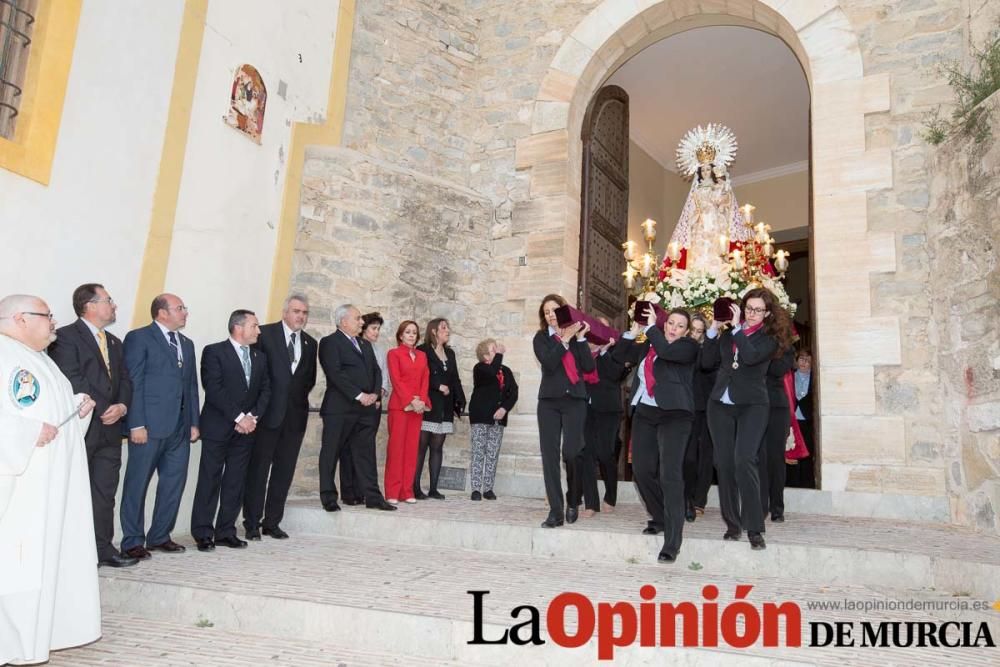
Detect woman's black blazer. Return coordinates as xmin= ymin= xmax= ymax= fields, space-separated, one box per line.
xmin=586 ymin=349 xmax=629 ymax=414
xmin=617 ymin=327 xmax=699 ymax=413
xmin=418 ymin=344 xmax=466 ymax=423
xmin=765 ymin=348 xmax=796 ymax=408
xmin=701 ymin=327 xmax=778 ymax=406
xmin=532 ymin=330 xmax=595 ymax=400
xmin=468 ymin=353 xmax=519 ymax=426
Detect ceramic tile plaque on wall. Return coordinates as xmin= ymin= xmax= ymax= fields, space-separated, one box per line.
xmin=224 ymin=64 xmax=267 ymax=144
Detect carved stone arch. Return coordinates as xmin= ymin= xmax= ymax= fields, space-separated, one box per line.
xmin=513 ymin=0 xmax=947 ymax=515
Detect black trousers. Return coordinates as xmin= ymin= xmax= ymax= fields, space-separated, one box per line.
xmin=707 ymin=400 xmax=769 ymax=534
xmin=582 ymin=409 xmax=621 ymax=510
xmin=243 ymin=419 xmax=306 ymax=530
xmin=632 ymin=404 xmax=692 ymax=557
xmin=786 ymin=419 xmax=817 ymax=489
xmin=759 ymin=405 xmax=790 ymax=517
xmin=190 ymin=433 xmax=254 ymax=540
xmin=320 ymin=412 xmax=382 ymax=506
xmin=683 ymin=410 xmax=713 ymax=509
xmin=536 ymin=396 xmax=586 ymax=516
xmin=86 ymin=427 xmax=124 ymax=561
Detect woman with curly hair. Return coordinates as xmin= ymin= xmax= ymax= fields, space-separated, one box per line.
xmin=702 ymin=288 xmax=793 ymax=551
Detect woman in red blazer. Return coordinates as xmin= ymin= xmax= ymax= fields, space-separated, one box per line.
xmin=384 ymin=321 xmax=431 ymax=504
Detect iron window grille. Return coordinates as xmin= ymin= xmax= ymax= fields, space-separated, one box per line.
xmin=0 ymin=0 xmax=36 ymax=140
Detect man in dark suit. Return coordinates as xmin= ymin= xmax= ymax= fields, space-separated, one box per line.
xmin=243 ymin=295 xmax=316 ymax=540
xmin=49 ymin=283 xmax=135 ymax=568
xmin=120 ymin=293 xmax=200 ymax=560
xmin=318 ymin=304 xmax=395 ymax=512
xmin=191 ymin=310 xmax=270 ymax=551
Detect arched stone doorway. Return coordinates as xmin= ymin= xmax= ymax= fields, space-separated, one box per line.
xmin=514 ymin=1 xmax=934 ymax=507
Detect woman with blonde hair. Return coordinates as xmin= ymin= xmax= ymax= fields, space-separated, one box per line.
xmin=467 ymin=338 xmax=518 ymax=500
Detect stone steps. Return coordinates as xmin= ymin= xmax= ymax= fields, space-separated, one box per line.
xmin=279 ymin=497 xmax=1000 ymax=601
xmin=98 ymin=530 xmax=1000 ymax=666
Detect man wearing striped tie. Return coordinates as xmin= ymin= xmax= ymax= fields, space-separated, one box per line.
xmin=120 ymin=293 xmax=201 ymax=560
xmin=50 ymin=284 xmax=135 ymax=568
xmin=190 ymin=310 xmax=270 ymax=552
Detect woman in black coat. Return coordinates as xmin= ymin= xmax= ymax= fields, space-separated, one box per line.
xmin=413 ymin=318 xmax=466 ymax=500
xmin=468 ymin=339 xmax=518 ymax=500
xmin=702 ymin=288 xmax=794 ymax=551
xmin=758 ymin=347 xmax=796 ymax=523
xmin=617 ymin=307 xmax=699 ymax=564
xmin=533 ymin=293 xmax=594 ymax=528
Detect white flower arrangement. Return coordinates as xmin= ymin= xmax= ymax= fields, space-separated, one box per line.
xmin=651 ymin=263 xmax=797 ymax=318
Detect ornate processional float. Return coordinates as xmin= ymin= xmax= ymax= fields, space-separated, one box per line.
xmin=622 ymin=124 xmax=796 ymax=322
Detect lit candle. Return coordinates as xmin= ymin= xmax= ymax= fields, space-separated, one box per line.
xmin=641 ymin=218 xmax=657 ymax=242
xmin=623 ymin=268 xmax=636 ymax=289
xmin=718 ymin=233 xmax=729 ymax=256
xmin=762 ymin=240 xmax=774 ymax=257
xmin=667 ymin=241 xmax=681 ymax=262
xmin=774 ymin=250 xmax=789 ymax=273
xmin=740 ymin=204 xmax=755 ymax=225
xmin=755 ymin=222 xmax=768 ymax=243
xmin=622 ymin=240 xmax=638 ymax=261
xmin=731 ymin=249 xmax=745 ymax=270
xmin=639 ymin=253 xmax=655 ymax=278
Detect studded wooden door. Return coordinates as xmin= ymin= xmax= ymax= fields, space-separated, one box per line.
xmin=578 ymin=85 xmax=629 ymax=327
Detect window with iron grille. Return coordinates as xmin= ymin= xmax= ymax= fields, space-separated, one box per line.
xmin=0 ymin=0 xmax=37 ymax=140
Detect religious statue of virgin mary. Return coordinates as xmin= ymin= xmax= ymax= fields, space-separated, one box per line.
xmin=670 ymin=124 xmax=753 ymax=275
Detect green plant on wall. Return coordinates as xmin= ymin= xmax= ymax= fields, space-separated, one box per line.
xmin=922 ymin=23 xmax=1000 ymax=145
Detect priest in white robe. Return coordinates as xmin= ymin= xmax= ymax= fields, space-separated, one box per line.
xmin=0 ymin=294 xmax=100 ymax=665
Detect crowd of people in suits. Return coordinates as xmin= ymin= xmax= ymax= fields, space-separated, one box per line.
xmin=44 ymin=285 xmax=525 ymax=567
xmin=531 ymin=289 xmax=815 ymax=564
xmin=38 ymin=281 xmax=812 ymax=570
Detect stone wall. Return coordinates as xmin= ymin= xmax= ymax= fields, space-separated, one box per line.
xmin=287 ymin=0 xmax=1000 ymax=529
xmin=924 ymin=91 xmax=1000 ymax=532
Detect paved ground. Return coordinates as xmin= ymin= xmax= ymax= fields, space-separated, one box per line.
xmin=93 ymin=520 xmax=1000 ymax=666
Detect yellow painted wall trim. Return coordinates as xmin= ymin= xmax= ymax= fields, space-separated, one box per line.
xmin=130 ymin=0 xmax=208 ymax=327
xmin=0 ymin=0 xmax=82 ymax=185
xmin=266 ymin=0 xmax=357 ymax=320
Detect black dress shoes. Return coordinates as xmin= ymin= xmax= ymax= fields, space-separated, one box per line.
xmin=723 ymin=530 xmax=741 ymax=541
xmin=123 ymin=545 xmax=152 ymax=560
xmin=657 ymin=551 xmax=676 ymax=564
xmin=749 ymin=532 xmax=766 ymax=550
xmin=367 ymin=499 xmax=398 ymax=511
xmin=483 ymin=490 xmax=497 ymax=500
xmin=541 ymin=514 xmax=564 ymax=528
xmin=195 ymin=538 xmax=215 ymax=552
xmin=99 ymin=553 xmax=139 ymax=568
xmin=262 ymin=526 xmax=289 ymax=539
xmin=216 ymin=535 xmax=248 ymax=549
xmin=147 ymin=539 xmax=186 ymax=554
xmin=771 ymin=513 xmax=785 ymax=523
xmin=428 ymin=490 xmax=446 ymax=500
xmin=323 ymin=502 xmax=342 ymax=512
xmin=470 ymin=491 xmax=482 ymax=501
xmin=245 ymin=527 xmax=261 ymax=541
xmin=344 ymin=498 xmax=365 ymax=506
xmin=685 ymin=499 xmax=696 ymax=523
xmin=413 ymin=490 xmax=428 ymax=500
xmin=642 ymin=524 xmax=663 ymax=535
xmin=565 ymin=506 xmax=578 ymax=524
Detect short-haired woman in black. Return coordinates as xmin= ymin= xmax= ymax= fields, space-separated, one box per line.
xmin=413 ymin=318 xmax=466 ymax=500
xmin=685 ymin=313 xmax=716 ymax=521
xmin=468 ymin=339 xmax=518 ymax=500
xmin=617 ymin=307 xmax=699 ymax=563
xmin=758 ymin=344 xmax=796 ymax=523
xmin=534 ymin=294 xmax=593 ymax=528
xmin=702 ymin=288 xmax=794 ymax=550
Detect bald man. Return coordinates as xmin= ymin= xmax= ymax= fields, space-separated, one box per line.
xmin=0 ymin=294 xmax=101 ymax=664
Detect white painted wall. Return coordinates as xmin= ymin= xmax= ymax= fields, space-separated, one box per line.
xmin=0 ymin=0 xmax=185 ymax=331
xmin=164 ymin=0 xmax=339 ymax=349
